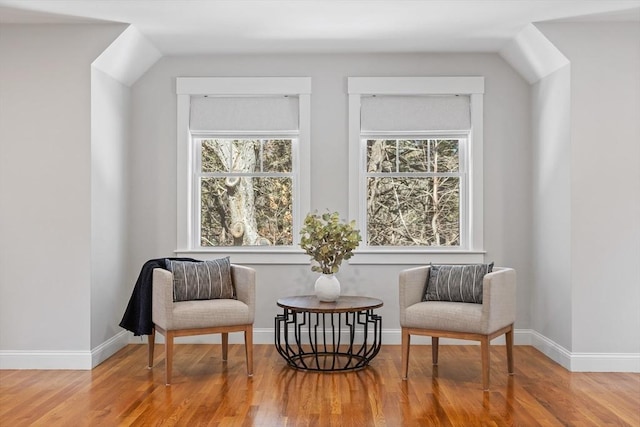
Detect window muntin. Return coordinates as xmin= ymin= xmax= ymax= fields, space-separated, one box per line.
xmin=195 ymin=138 xmax=295 ymax=247
xmin=364 ymin=138 xmax=466 ymax=247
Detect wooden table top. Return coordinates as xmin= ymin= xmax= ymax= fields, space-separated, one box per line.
xmin=277 ymin=295 xmax=383 ymax=313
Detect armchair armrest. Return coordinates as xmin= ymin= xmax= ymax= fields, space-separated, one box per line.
xmin=399 ymin=266 xmax=430 ymax=326
xmin=231 ymin=264 xmax=256 ymax=323
xmin=152 ymin=268 xmax=174 ymax=330
xmin=482 ymin=267 xmax=517 ymax=333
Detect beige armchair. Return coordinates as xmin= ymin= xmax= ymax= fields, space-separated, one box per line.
xmin=399 ymin=266 xmax=516 ymax=390
xmin=148 ymin=264 xmax=256 ymax=385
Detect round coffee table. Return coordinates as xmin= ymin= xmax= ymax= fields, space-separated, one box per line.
xmin=274 ymin=295 xmax=383 ymax=372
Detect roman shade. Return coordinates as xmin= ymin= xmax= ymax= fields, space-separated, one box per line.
xmin=190 ymin=96 xmax=299 ymax=132
xmin=360 ymin=95 xmax=471 ymax=132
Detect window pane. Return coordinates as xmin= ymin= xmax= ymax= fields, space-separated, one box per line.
xmin=367 ymin=177 xmax=460 ymax=246
xmin=254 ymin=177 xmax=293 ymax=245
xmin=398 ymin=140 xmax=429 ymax=172
xmin=202 ymin=140 xmax=228 ymax=172
xmin=201 ymin=176 xmax=293 ymax=246
xmin=366 ymin=140 xmax=395 ymax=173
xmin=431 ymin=139 xmax=459 ymax=172
xmin=262 ymin=139 xmax=292 ymax=172
xmin=201 ymin=177 xmax=228 ymax=246
xmin=201 ymin=139 xmax=260 ymax=173
xmin=231 ymin=140 xmax=259 ymax=172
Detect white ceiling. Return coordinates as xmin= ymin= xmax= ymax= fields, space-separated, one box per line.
xmin=1 ymin=1 xmax=638 ymax=55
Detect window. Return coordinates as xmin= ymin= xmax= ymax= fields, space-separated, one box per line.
xmin=348 ymin=77 xmax=485 ymax=264
xmin=195 ymin=138 xmax=294 ymax=247
xmin=176 ymin=77 xmax=311 ymax=262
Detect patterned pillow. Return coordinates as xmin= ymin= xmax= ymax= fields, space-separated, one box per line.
xmin=166 ymin=257 xmax=235 ymax=302
xmin=424 ymin=263 xmax=494 ymax=304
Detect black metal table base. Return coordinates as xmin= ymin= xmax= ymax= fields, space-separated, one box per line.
xmin=275 ymin=309 xmax=382 ymax=372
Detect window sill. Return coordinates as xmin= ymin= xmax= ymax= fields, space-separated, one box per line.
xmin=176 ymin=248 xmax=486 ymax=265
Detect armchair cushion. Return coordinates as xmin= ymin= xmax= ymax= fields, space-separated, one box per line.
xmin=166 ymin=257 xmax=235 ymax=302
xmin=170 ymin=299 xmax=251 ymax=329
xmin=404 ymin=300 xmax=485 ymax=333
xmin=424 ymin=263 xmax=493 ymax=303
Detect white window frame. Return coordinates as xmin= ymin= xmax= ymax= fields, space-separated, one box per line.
xmin=348 ymin=77 xmax=485 ymax=264
xmin=175 ymin=77 xmax=311 ymax=264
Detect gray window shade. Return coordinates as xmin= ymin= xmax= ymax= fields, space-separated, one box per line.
xmin=360 ymin=95 xmax=471 ymax=132
xmin=190 ymin=96 xmax=299 ymax=132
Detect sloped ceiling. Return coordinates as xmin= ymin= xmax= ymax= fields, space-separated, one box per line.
xmin=92 ymin=26 xmax=162 ymax=87
xmin=499 ymin=24 xmax=570 ymax=84
xmin=1 ymin=1 xmax=638 ymax=55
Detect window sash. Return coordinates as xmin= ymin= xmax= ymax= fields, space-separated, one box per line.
xmin=363 ymin=136 xmax=467 ymax=174
xmin=365 ymin=176 xmax=462 ymax=247
xmin=197 ymin=176 xmax=294 ymax=247
xmin=192 ymin=137 xmax=298 ymax=249
xmin=193 ymin=136 xmax=297 ymax=174
xmin=360 ymin=137 xmax=468 ymax=248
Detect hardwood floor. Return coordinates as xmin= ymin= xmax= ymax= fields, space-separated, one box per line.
xmin=1 ymin=344 xmax=638 ymax=426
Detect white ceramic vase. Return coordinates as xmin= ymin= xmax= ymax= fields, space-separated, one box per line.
xmin=314 ymin=274 xmax=341 ymax=302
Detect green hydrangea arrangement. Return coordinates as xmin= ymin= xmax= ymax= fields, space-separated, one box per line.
xmin=299 ymin=211 xmax=361 ymax=274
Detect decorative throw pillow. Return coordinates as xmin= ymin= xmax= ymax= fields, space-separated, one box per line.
xmin=424 ymin=263 xmax=494 ymax=304
xmin=166 ymin=257 xmax=235 ymax=302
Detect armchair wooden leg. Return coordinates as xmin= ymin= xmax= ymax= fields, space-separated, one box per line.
xmin=165 ymin=331 xmax=174 ymax=386
xmin=147 ymin=327 xmax=155 ymax=369
xmin=506 ymin=324 xmax=514 ymax=375
xmin=432 ymin=337 xmax=439 ymax=365
xmin=401 ymin=328 xmax=410 ymax=380
xmin=481 ymin=336 xmax=490 ymax=391
xmin=245 ymin=325 xmax=253 ymax=377
xmin=222 ymin=332 xmax=229 ymax=361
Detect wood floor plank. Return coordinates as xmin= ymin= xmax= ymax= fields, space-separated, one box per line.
xmin=1 ymin=344 xmax=638 ymax=426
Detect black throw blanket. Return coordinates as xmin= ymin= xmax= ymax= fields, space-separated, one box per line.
xmin=119 ymin=257 xmax=199 ymax=336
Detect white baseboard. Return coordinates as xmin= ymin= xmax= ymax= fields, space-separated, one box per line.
xmin=530 ymin=329 xmax=572 ymax=370
xmin=91 ymin=330 xmax=130 ymax=368
xmin=0 ymin=350 xmax=92 ymax=370
xmin=529 ymin=330 xmax=640 ymax=373
xmin=570 ymin=352 xmax=640 ymax=372
xmin=4 ymin=328 xmax=638 ymax=372
xmin=0 ymin=331 xmax=129 ymax=370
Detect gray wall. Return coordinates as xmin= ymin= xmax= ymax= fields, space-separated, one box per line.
xmin=129 ymin=53 xmax=532 ymax=337
xmin=90 ymin=68 xmax=132 ymax=352
xmin=531 ymin=65 xmax=572 ymax=351
xmin=0 ymin=25 xmax=124 ymax=357
xmin=537 ymin=22 xmax=640 ymax=355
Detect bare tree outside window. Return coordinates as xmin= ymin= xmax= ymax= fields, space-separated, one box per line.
xmin=199 ymin=139 xmax=293 ymax=246
xmin=366 ymin=139 xmax=461 ymax=246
